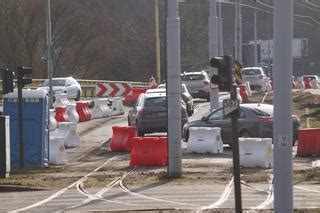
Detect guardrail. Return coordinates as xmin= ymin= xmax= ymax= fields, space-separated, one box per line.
xmin=0 ymin=79 xmax=151 ymax=98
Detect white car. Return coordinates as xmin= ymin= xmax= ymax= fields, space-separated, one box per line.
xmin=38 ymin=77 xmax=82 ymax=101
xmin=242 ymin=67 xmax=267 ymax=90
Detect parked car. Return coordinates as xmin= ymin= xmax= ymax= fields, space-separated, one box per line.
xmin=157 ymin=83 xmax=194 ymax=116
xmin=180 ymin=71 xmax=211 ymax=101
xmin=242 ymin=67 xmax=267 ymax=90
xmin=38 ymin=77 xmax=82 ymax=101
xmin=128 ymin=93 xmax=189 ymax=136
xmin=182 ymin=103 xmax=300 ymax=146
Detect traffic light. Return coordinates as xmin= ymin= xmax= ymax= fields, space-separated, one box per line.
xmin=0 ymin=69 xmax=14 ymax=94
xmin=210 ymin=55 xmax=233 ymax=92
xmin=17 ymin=66 xmax=32 ymax=88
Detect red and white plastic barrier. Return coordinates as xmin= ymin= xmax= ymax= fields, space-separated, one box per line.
xmin=76 ymin=101 xmax=91 ymax=122
xmin=49 ymin=109 xmax=57 ymax=131
xmin=244 ymin=81 xmax=252 ymax=96
xmin=295 ymin=77 xmax=305 ymax=89
xmin=49 ymin=137 xmax=68 ymax=165
xmin=110 ymin=126 xmax=136 ymax=152
xmin=187 ymin=127 xmax=223 ymax=154
xmin=56 ymin=122 xmax=80 ymax=147
xmin=55 ymin=106 xmax=70 ymax=122
xmin=239 ymin=137 xmax=273 ymax=168
xmin=66 ymin=103 xmax=79 ymax=123
xmin=297 ymin=128 xmax=320 ymax=157
xmin=311 ymin=79 xmax=319 ymax=89
xmin=239 ymin=84 xmax=249 ymax=103
xmin=110 ymin=97 xmax=125 ymax=116
xmin=304 ymin=78 xmax=312 ymax=89
xmin=130 ymin=137 xmax=168 ymax=166
xmin=91 ymin=98 xmax=112 ymax=119
xmin=54 ymin=92 xmax=70 ymax=107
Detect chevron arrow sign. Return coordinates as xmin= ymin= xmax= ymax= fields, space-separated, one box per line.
xmin=95 ymin=83 xmax=132 ymax=97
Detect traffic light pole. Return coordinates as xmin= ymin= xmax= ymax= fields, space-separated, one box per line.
xmin=18 ymin=83 xmax=24 ymax=168
xmin=231 ymin=84 xmax=242 ymax=212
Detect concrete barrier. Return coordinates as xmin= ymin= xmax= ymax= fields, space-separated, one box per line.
xmin=56 ymin=122 xmax=80 ymax=147
xmin=49 ymin=109 xmax=57 ymax=131
xmin=91 ymin=98 xmax=112 ymax=119
xmin=187 ymin=127 xmax=223 ymax=154
xmin=239 ymin=137 xmax=273 ymax=168
xmin=110 ymin=97 xmax=125 ymax=116
xmin=49 ymin=137 xmax=67 ymax=165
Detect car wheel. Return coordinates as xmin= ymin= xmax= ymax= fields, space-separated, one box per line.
xmin=75 ymin=90 xmax=81 ymax=101
xmin=185 ymin=130 xmax=189 ymax=142
xmin=239 ymin=129 xmax=251 ymax=137
xmin=128 ymin=118 xmax=131 ymax=126
xmin=206 ymin=97 xmax=210 ymax=102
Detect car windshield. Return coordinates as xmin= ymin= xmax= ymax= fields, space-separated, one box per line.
xmin=144 ymin=97 xmax=167 ymax=107
xmin=252 ymin=106 xmax=273 ymax=116
xmin=181 ymin=74 xmax=205 ymax=81
xmin=242 ymin=69 xmax=261 ymax=75
xmin=41 ymin=79 xmax=66 ymax=87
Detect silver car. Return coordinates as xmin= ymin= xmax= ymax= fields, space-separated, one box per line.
xmin=181 ymin=71 xmax=211 ymax=101
xmin=182 ymin=103 xmax=300 ymax=146
xmin=128 ymin=93 xmax=189 ymax=136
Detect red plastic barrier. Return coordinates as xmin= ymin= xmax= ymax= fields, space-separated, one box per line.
xmin=110 ymin=126 xmax=136 ymax=152
xmin=239 ymin=84 xmax=249 ymax=103
xmin=130 ymin=137 xmax=168 ymax=166
xmin=76 ymin=101 xmax=91 ymax=122
xmin=297 ymin=128 xmax=320 ymax=156
xmin=124 ymin=88 xmax=147 ymax=106
xmin=55 ymin=106 xmax=70 ymax=122
xmin=304 ymin=78 xmax=312 ymax=89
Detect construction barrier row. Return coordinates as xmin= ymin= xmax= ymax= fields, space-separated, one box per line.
xmin=76 ymin=101 xmax=91 ymax=122
xmin=239 ymin=137 xmax=273 ymax=168
xmin=91 ymin=98 xmax=112 ymax=119
xmin=187 ymin=127 xmax=223 ymax=154
xmin=297 ymin=128 xmax=320 ymax=157
xmin=110 ymin=97 xmax=125 ymax=116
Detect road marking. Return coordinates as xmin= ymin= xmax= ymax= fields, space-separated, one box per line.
xmin=10 ymin=155 xmax=121 ymax=212
xmin=119 ymin=168 xmax=200 ymax=207
xmin=294 ymin=186 xmax=320 ymax=193
xmin=199 ymin=177 xmax=234 ymax=211
xmin=251 ymin=175 xmax=274 ymax=210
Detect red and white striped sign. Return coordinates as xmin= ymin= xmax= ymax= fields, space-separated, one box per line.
xmin=95 ymin=83 xmax=132 ymax=97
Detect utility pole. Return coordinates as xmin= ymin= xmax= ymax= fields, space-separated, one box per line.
xmin=155 ymin=0 xmax=161 ymax=83
xmin=209 ymin=0 xmax=219 ymax=62
xmin=218 ymin=0 xmax=223 ymax=55
xmin=235 ymin=0 xmax=242 ymax=61
xmin=273 ymin=0 xmax=293 ymax=212
xmin=45 ymin=0 xmax=53 ymax=108
xmin=166 ymin=0 xmax=182 ymax=178
xmin=254 ymin=9 xmax=258 ymax=66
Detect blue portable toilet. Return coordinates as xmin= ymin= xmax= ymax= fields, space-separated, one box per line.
xmin=3 ymin=89 xmax=49 ymax=168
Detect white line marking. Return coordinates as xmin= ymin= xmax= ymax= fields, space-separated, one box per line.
xmin=119 ymin=168 xmax=199 ymax=207
xmin=200 ymin=177 xmax=234 ymax=211
xmin=10 ymin=155 xmax=120 ymax=212
xmin=251 ymin=175 xmax=274 ymax=210
xmin=294 ymin=186 xmax=320 ymax=193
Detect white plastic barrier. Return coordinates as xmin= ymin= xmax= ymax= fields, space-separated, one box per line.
xmin=187 ymin=127 xmax=223 ymax=154
xmin=56 ymin=122 xmax=80 ymax=147
xmin=311 ymin=79 xmax=319 ymax=89
xmin=91 ymin=98 xmax=112 ymax=118
xmin=245 ymin=81 xmax=252 ymax=96
xmin=54 ymin=92 xmax=71 ymax=107
xmin=295 ymin=77 xmax=305 ymax=89
xmin=49 ymin=137 xmax=68 ymax=165
xmin=239 ymin=137 xmax=273 ymax=168
xmin=66 ymin=104 xmax=79 ymax=122
xmin=110 ymin=97 xmax=125 ymax=116
xmin=236 ymin=87 xmax=242 ymax=103
xmin=261 ymin=78 xmax=272 ymax=92
xmin=49 ymin=109 xmax=57 ymax=131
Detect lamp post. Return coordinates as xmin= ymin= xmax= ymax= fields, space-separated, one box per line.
xmin=155 ymin=0 xmax=161 ymax=83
